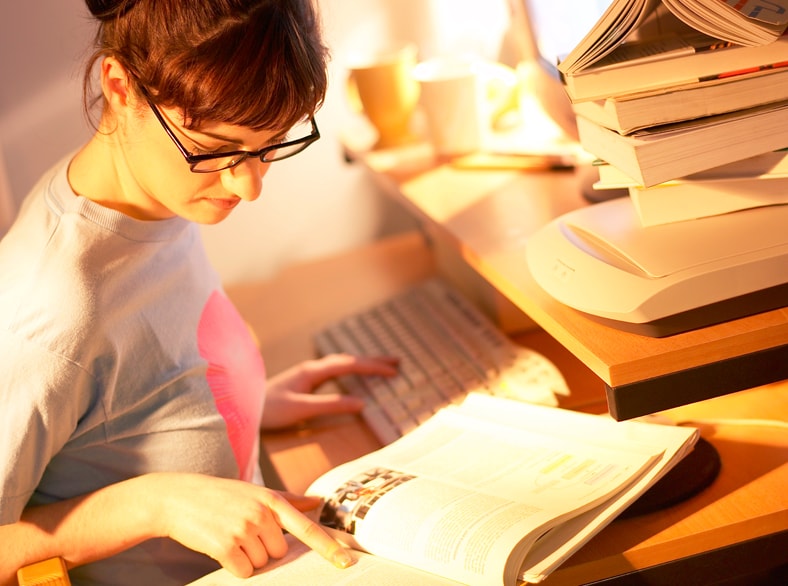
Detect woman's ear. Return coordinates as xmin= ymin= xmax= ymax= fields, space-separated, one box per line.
xmin=100 ymin=56 xmax=134 ymax=112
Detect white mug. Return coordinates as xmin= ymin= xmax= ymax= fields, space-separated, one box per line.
xmin=413 ymin=57 xmax=486 ymax=156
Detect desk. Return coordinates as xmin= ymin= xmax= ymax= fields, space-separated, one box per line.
xmin=225 ymin=232 xmax=787 ymax=585
xmin=342 ymin=143 xmax=788 ymax=419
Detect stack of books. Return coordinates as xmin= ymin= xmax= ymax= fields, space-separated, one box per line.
xmin=558 ymin=0 xmax=788 ymax=226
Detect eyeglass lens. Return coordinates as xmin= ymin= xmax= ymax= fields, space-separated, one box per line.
xmin=189 ymin=118 xmax=317 ymax=172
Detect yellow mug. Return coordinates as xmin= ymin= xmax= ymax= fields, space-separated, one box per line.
xmin=345 ymin=44 xmax=420 ymax=149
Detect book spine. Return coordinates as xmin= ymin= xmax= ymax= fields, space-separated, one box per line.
xmin=701 ymin=60 xmax=788 ymax=81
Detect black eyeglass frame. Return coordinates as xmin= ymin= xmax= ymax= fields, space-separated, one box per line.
xmin=144 ymin=96 xmax=320 ymax=173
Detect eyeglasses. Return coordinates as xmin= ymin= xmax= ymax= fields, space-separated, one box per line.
xmin=145 ymin=96 xmax=320 ymax=173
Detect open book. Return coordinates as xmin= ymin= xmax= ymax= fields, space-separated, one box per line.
xmin=189 ymin=393 xmax=698 ymax=586
xmin=560 ymin=0 xmax=788 ymax=75
xmin=557 ymin=1 xmax=788 ymax=102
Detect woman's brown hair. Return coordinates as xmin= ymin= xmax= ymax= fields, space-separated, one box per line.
xmin=83 ymin=0 xmax=329 ymax=132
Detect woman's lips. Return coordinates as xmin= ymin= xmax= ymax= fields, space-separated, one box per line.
xmin=208 ymin=198 xmax=241 ymax=210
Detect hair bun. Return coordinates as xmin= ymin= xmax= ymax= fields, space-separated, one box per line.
xmin=85 ymin=0 xmax=137 ymax=20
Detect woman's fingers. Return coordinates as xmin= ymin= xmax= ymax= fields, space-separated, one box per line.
xmin=273 ymin=492 xmax=356 ymax=569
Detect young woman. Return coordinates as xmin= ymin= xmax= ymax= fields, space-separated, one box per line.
xmin=0 ymin=1 xmax=398 ymax=584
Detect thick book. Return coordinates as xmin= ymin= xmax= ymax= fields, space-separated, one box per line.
xmin=593 ymin=150 xmax=788 ymax=225
xmin=576 ymin=101 xmax=788 ymax=186
xmin=571 ymin=67 xmax=788 ymax=134
xmin=188 ymin=393 xmax=698 ymax=586
xmin=605 ymin=175 xmax=788 ymax=227
xmin=561 ymin=33 xmax=788 ymax=102
xmin=559 ymin=0 xmax=788 ymax=76
xmin=594 ymin=149 xmax=788 ymax=185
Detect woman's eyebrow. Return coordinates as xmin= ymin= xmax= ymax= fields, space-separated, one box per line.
xmin=160 ymin=106 xmax=241 ymax=146
xmin=191 ymin=128 xmax=244 ymax=145
xmin=192 ymin=126 xmax=285 ymax=149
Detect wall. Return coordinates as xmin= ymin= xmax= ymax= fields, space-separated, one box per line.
xmin=0 ymin=147 xmax=12 ymax=234
xmin=0 ymin=1 xmax=93 ymax=222
xmin=0 ymin=0 xmax=510 ymax=283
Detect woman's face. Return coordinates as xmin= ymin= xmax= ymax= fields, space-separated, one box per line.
xmin=115 ymin=99 xmax=278 ymax=224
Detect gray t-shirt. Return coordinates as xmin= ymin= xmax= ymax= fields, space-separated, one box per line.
xmin=0 ymin=158 xmax=267 ymax=584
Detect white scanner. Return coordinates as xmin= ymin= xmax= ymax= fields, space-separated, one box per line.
xmin=526 ymin=198 xmax=788 ymax=336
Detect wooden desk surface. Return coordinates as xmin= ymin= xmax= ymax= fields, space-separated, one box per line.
xmin=226 ymin=232 xmax=787 ymax=584
xmin=345 ymin=143 xmax=788 ymax=391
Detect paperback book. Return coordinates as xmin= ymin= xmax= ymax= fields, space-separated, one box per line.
xmin=576 ymin=101 xmax=788 ymax=186
xmin=189 ymin=393 xmax=698 ymax=586
xmin=594 ymin=149 xmax=788 ymax=185
xmin=557 ymin=0 xmax=788 ymax=102
xmin=600 ymin=174 xmax=788 ymax=226
xmin=559 ymin=0 xmax=788 ymax=75
xmin=593 ymin=150 xmax=788 ymax=225
xmin=562 ymin=33 xmax=788 ymax=102
xmin=571 ymin=67 xmax=788 ymax=134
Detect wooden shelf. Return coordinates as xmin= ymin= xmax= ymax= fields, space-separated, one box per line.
xmin=348 ymin=142 xmax=788 ymax=417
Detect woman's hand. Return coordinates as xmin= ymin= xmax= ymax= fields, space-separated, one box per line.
xmin=151 ymin=473 xmax=355 ymax=578
xmin=6 ymin=473 xmax=355 ymax=584
xmin=261 ymin=353 xmax=399 ymax=429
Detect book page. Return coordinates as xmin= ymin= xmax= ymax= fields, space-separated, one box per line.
xmin=663 ymin=0 xmax=788 ymax=45
xmin=587 ymin=32 xmax=721 ymax=72
xmin=558 ymin=0 xmax=788 ymax=78
xmin=518 ymin=421 xmax=698 ymax=581
xmin=451 ymin=396 xmax=697 ymax=583
xmin=307 ymin=395 xmax=671 ymax=586
xmin=186 ymin=534 xmax=464 ymax=586
xmin=557 ymin=0 xmax=662 ymax=74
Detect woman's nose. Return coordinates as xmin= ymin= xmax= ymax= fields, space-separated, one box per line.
xmin=220 ymin=157 xmax=270 ymax=201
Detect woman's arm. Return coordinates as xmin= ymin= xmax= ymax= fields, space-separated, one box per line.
xmin=0 ymin=472 xmax=353 ymax=586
